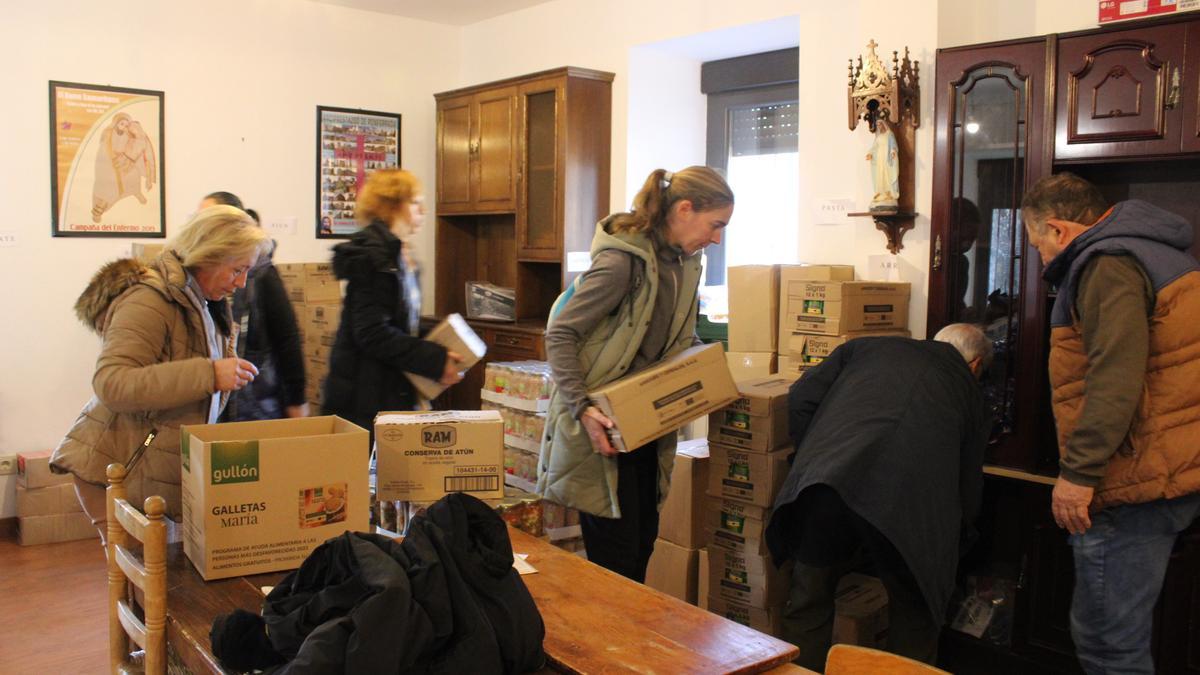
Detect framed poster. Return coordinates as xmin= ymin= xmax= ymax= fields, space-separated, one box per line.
xmin=316 ymin=106 xmax=401 ymax=239
xmin=49 ymin=81 xmax=165 ymax=237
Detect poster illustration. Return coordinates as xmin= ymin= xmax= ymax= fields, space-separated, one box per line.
xmin=316 ymin=106 xmax=401 ymax=239
xmin=50 ymin=81 xmax=165 ymax=237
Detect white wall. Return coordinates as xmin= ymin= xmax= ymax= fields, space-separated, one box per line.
xmin=0 ymin=0 xmax=460 ymax=516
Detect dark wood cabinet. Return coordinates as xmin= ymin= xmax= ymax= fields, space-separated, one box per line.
xmin=435 ymin=87 xmax=518 ymax=214
xmin=434 ymin=67 xmax=612 ymax=325
xmin=1056 ymin=22 xmax=1190 ymax=160
xmin=931 ymin=15 xmax=1200 ymax=675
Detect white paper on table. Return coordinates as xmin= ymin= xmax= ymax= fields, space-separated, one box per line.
xmin=513 ymin=553 xmax=537 ymax=575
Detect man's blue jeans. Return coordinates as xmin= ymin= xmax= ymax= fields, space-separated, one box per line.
xmin=1069 ymin=492 xmax=1200 ymax=674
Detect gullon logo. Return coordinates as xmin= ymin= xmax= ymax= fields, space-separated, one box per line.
xmin=423 ymin=425 xmax=456 ymax=448
xmin=213 ymin=464 xmax=258 ymax=484
xmin=210 ymin=441 xmax=261 ymax=485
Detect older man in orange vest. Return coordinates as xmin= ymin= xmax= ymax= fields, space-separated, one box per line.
xmin=1022 ymin=172 xmax=1200 ymax=675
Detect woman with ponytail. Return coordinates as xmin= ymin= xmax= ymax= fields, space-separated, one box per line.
xmin=538 ymin=166 xmax=733 ymax=582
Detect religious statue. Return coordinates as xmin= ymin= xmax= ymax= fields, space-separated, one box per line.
xmin=866 ymin=119 xmax=899 ymax=212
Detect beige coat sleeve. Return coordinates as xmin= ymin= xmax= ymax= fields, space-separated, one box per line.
xmin=92 ymin=287 xmax=216 ymax=413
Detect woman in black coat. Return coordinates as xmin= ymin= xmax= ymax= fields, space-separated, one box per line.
xmin=322 ymin=169 xmax=462 ymax=436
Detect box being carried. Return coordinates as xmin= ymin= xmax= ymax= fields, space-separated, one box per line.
xmin=782 ymin=281 xmax=909 ymax=338
xmin=708 ymin=376 xmax=794 ymax=453
xmin=405 ymin=313 xmax=488 ymax=400
xmin=589 ymin=343 xmax=738 ymax=453
xmin=375 ymin=410 xmax=505 ymax=501
xmin=180 ymin=416 xmax=369 ymax=580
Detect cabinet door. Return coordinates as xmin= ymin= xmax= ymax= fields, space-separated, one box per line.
xmin=437 ymin=94 xmax=474 ymax=212
xmin=474 ymin=87 xmax=518 ymax=211
xmin=517 ymin=80 xmax=564 ymax=260
xmin=1184 ymin=22 xmax=1200 ymax=154
xmin=928 ymin=40 xmax=1051 ymax=471
xmin=1056 ymin=23 xmax=1187 ymax=160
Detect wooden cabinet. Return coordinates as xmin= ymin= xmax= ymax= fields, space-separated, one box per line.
xmin=931 ymin=15 xmax=1200 ymax=675
xmin=1056 ymin=22 xmax=1190 ymax=160
xmin=436 ymin=87 xmax=519 ymax=214
xmin=434 ymin=67 xmax=613 ymax=322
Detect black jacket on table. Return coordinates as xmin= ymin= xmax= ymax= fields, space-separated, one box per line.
xmin=764 ymin=336 xmax=989 ymax=621
xmin=323 ymin=221 xmax=446 ymax=432
xmin=223 ymin=242 xmax=307 ymax=421
xmin=253 ymin=493 xmax=546 ymax=674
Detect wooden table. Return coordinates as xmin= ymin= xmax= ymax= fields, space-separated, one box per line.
xmin=166 ymin=528 xmax=801 ymax=674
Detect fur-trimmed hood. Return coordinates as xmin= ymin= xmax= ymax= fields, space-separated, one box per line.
xmin=74 ymin=252 xmax=193 ymax=335
xmin=74 ymin=258 xmax=151 ymax=335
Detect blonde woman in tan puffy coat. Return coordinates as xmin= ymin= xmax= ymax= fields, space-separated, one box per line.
xmin=53 ymin=205 xmax=268 ymax=542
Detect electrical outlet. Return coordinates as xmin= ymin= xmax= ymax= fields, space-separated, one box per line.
xmin=0 ymin=454 xmax=16 ymax=476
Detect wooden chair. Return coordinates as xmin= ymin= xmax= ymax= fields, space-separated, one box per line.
xmin=824 ymin=644 xmax=951 ymax=674
xmin=106 ymin=463 xmax=168 ymax=675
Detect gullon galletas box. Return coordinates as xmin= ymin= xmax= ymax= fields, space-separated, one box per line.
xmin=180 ymin=416 xmax=369 ymax=580
xmin=375 ymin=410 xmax=505 ymax=501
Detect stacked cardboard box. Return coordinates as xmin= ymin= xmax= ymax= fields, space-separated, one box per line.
xmin=16 ymin=450 xmax=97 ymax=546
xmin=645 ymin=439 xmax=709 ymax=604
xmin=277 ymin=263 xmax=342 ymax=411
xmin=702 ymin=376 xmax=795 ymax=635
xmin=776 ymin=269 xmax=911 ymax=377
xmin=726 ymin=266 xmax=780 ymax=381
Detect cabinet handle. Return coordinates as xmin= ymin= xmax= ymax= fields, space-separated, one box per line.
xmin=933 ymin=234 xmax=943 ymax=271
xmin=469 ymin=139 xmax=480 ymax=155
xmin=1165 ymin=65 xmax=1181 ymax=110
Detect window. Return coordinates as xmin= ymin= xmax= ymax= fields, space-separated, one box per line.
xmin=703 ymin=48 xmax=799 ymax=286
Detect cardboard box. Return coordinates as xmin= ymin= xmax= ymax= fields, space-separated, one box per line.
xmin=18 ymin=512 xmax=97 ymax=546
xmin=777 ymin=265 xmax=855 ymax=347
xmin=709 ymin=546 xmax=791 ymax=608
xmin=375 ymin=410 xmax=505 ymax=501
xmin=783 ymin=330 xmax=911 ymax=372
xmin=645 ymin=538 xmax=700 ymax=604
xmin=1098 ymin=0 xmax=1200 ymax=23
xmin=304 ymin=302 xmax=341 ymax=343
xmin=725 ymin=352 xmax=777 ymax=381
xmin=17 ymin=450 xmax=74 ymax=489
xmin=781 ymin=281 xmax=910 ymax=337
xmin=16 ymin=483 xmax=82 ymax=518
xmin=180 ymin=416 xmax=369 ymax=580
xmin=131 ymin=242 xmax=165 ymax=261
xmin=708 ymin=376 xmax=794 ymax=453
xmin=707 ymin=445 xmax=790 ymax=507
xmin=405 ymin=313 xmax=488 ymax=400
xmin=834 ymin=573 xmax=890 ymax=648
xmin=658 ymin=439 xmax=710 ymax=549
xmin=589 ymin=343 xmax=738 ymax=453
xmin=707 ymin=594 xmax=784 ymax=636
xmin=278 ymin=262 xmax=341 ymax=304
xmin=728 ymin=265 xmax=780 ymax=352
xmin=704 ymin=496 xmax=771 ymax=556
xmin=699 ymin=548 xmax=709 ymax=607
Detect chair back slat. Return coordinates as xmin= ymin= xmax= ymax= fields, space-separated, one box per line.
xmin=825 ymin=644 xmax=950 ymax=674
xmin=113 ymin=499 xmax=150 ymax=543
xmin=116 ymin=599 xmax=148 ymax=649
xmin=114 ymin=545 xmax=148 ymax=592
xmin=106 ymin=462 xmax=167 ymax=675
